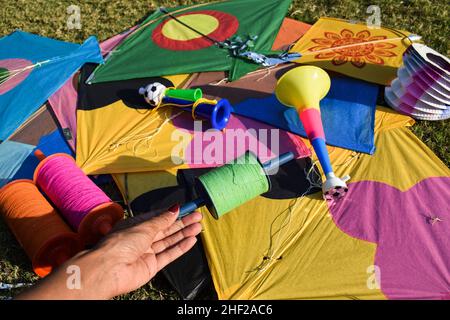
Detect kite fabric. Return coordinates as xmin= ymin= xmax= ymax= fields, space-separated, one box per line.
xmin=108 ymin=20 xmax=316 ymax=298
xmin=0 ymin=140 xmax=35 ymax=187
xmin=0 ymin=31 xmax=103 ymax=141
xmin=76 ymin=66 xmax=310 ymax=175
xmin=8 ymin=105 xmax=59 ymax=146
xmin=48 ymin=17 xmax=308 ymax=152
xmin=75 ymin=17 xmax=312 ymax=176
xmin=272 ymin=18 xmax=311 ymax=51
xmin=1 ymin=104 xmax=73 ymax=186
xmin=48 ymin=25 xmax=138 ymax=150
xmin=88 ymin=0 xmax=292 ymax=84
xmin=112 ymin=107 xmax=450 ymax=299
xmin=187 ymin=64 xmax=379 ymax=154
xmin=1 ymin=105 xmax=57 ymax=187
xmin=0 ymin=120 xmax=73 ymax=187
xmin=198 ymin=107 xmax=449 ymax=299
xmin=12 ymin=129 xmax=74 ymax=182
xmin=290 ymin=17 xmax=411 ymax=85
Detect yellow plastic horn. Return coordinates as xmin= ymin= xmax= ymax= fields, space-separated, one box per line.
xmin=275 ymin=65 xmax=349 ymax=200
xmin=275 ymin=65 xmax=331 ymax=112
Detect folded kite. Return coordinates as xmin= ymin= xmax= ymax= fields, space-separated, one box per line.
xmin=290 ymin=17 xmax=411 ymax=85
xmin=0 ymin=31 xmax=103 ymax=141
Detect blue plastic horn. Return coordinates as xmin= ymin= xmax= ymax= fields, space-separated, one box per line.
xmin=162 ymin=96 xmax=232 ymax=131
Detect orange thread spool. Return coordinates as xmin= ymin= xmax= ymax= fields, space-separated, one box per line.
xmin=0 ymin=180 xmax=82 ymax=277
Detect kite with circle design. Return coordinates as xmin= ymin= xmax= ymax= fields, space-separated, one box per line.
xmin=88 ymin=0 xmax=292 ymax=84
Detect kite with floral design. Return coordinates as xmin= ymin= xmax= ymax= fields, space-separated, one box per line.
xmin=290 ymin=17 xmax=413 ymax=85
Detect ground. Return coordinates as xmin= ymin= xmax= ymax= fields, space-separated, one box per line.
xmin=0 ymin=0 xmax=448 ymax=300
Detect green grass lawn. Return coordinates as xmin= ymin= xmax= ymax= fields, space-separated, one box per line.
xmin=0 ymin=0 xmax=448 ymax=300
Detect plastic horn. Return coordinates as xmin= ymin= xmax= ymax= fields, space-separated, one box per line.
xmin=165 ymin=88 xmax=202 ymax=102
xmin=275 ymin=66 xmax=350 ymax=200
xmin=178 ymin=152 xmax=295 ymax=217
xmin=162 ymin=96 xmax=232 ymax=131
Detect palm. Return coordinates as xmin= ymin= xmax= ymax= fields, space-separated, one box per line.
xmin=99 ymin=209 xmax=202 ymax=297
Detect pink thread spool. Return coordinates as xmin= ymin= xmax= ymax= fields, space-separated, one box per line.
xmin=33 ymin=152 xmax=123 ymax=245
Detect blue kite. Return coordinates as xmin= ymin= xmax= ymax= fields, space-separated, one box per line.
xmin=0 ymin=31 xmax=103 ymax=141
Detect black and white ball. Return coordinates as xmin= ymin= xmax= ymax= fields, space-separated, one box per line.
xmin=139 ymin=82 xmax=167 ymax=106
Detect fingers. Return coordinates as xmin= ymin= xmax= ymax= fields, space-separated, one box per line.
xmin=152 ymin=222 xmax=202 ymax=254
xmin=153 ymin=211 xmax=202 ymax=243
xmin=155 ymin=237 xmax=198 ymax=272
xmin=131 ymin=204 xmax=180 ymax=237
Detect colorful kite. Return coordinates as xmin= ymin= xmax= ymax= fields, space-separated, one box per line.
xmin=87 ymin=0 xmax=292 ymax=84
xmin=0 ymin=31 xmax=103 ymax=142
xmin=290 ymin=17 xmax=413 ymax=85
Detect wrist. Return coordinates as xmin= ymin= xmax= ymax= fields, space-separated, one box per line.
xmin=17 ymin=249 xmax=115 ymax=300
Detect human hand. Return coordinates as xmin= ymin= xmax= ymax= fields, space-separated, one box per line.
xmin=17 ymin=205 xmax=202 ymax=300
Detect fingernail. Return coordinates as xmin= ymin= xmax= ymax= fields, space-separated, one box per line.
xmin=168 ymin=204 xmax=180 ymax=215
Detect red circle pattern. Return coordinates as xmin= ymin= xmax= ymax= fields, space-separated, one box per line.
xmin=152 ymin=10 xmax=239 ymax=51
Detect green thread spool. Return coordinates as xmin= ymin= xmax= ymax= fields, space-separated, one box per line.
xmin=198 ymin=152 xmax=270 ymax=219
xmin=165 ymin=88 xmax=202 ymax=102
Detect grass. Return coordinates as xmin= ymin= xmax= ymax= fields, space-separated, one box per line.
xmin=0 ymin=0 xmax=448 ymax=300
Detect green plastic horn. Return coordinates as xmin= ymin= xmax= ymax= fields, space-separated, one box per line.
xmin=165 ymin=88 xmax=202 ymax=102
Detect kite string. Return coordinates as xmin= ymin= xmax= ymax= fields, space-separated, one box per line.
xmin=108 ymin=109 xmax=183 ymax=156
xmin=1 ymin=46 xmax=101 ymax=87
xmin=248 ymin=161 xmax=322 ymax=274
xmin=249 ymin=148 xmax=359 ymax=275
xmin=0 ymin=60 xmax=50 ymax=88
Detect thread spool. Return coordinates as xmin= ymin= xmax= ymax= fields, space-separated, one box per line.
xmin=34 ymin=153 xmax=124 ymax=245
xmin=198 ymin=152 xmax=270 ymax=219
xmin=0 ymin=180 xmax=82 ymax=277
xmin=178 ymin=152 xmax=298 ymax=218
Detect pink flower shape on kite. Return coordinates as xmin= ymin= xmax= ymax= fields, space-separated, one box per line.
xmin=328 ymin=177 xmax=450 ymax=299
xmin=309 ymin=29 xmax=397 ymax=68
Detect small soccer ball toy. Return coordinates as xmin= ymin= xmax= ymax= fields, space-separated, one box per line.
xmin=139 ymin=82 xmax=167 ymax=107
